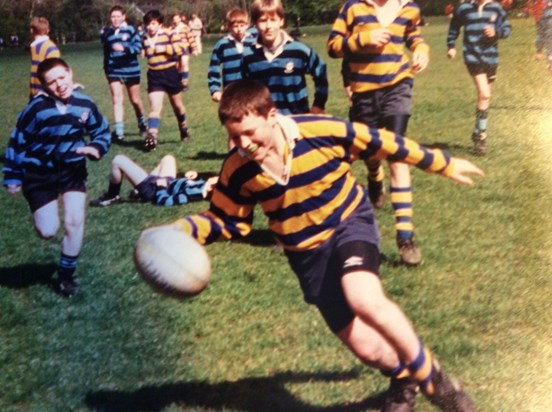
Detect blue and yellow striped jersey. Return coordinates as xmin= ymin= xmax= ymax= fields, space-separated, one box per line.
xmin=327 ymin=0 xmax=429 ymax=93
xmin=172 ymin=114 xmax=453 ymax=252
xmin=447 ymin=1 xmax=511 ymax=66
xmin=101 ymin=23 xmax=142 ymax=78
xmin=207 ymin=33 xmax=256 ymax=95
xmin=242 ymin=32 xmax=328 ymax=115
xmin=29 ymin=36 xmax=61 ymax=97
xmin=3 ymin=92 xmax=111 ymax=186
xmin=143 ymin=28 xmax=186 ymax=71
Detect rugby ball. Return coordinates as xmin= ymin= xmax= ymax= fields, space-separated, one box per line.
xmin=134 ymin=225 xmax=211 ymax=297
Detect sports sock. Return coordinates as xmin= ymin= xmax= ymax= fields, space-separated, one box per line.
xmin=367 ymin=161 xmax=384 ymax=185
xmin=58 ymin=252 xmax=79 ymax=281
xmin=177 ymin=113 xmax=187 ymax=130
xmin=107 ymin=181 xmax=122 ymax=198
xmin=381 ymin=362 xmax=411 ymax=379
xmin=114 ymin=121 xmax=124 ymax=137
xmin=390 ymin=186 xmax=414 ymax=239
xmin=137 ymin=114 xmax=146 ymax=128
xmin=148 ymin=117 xmax=160 ymax=132
xmin=407 ymin=342 xmax=435 ymax=395
xmin=475 ymin=108 xmax=488 ymax=134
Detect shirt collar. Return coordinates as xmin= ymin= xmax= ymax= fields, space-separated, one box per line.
xmin=31 ymin=35 xmax=50 ymax=46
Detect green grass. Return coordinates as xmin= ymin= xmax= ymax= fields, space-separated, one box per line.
xmin=0 ymin=16 xmax=551 ymax=411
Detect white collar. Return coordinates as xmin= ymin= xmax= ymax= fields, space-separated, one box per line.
xmin=31 ymin=35 xmax=50 ymax=46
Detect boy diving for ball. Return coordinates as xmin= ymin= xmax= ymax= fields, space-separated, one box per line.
xmin=90 ymin=154 xmax=218 ymax=207
xmin=161 ymin=79 xmax=482 ymax=411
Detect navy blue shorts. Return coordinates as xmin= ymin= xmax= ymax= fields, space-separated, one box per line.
xmin=285 ymin=201 xmax=381 ymax=334
xmin=147 ymin=66 xmax=183 ymax=95
xmin=350 ymin=79 xmax=413 ymax=128
xmin=466 ymin=63 xmax=497 ymax=82
xmin=107 ymin=75 xmax=141 ymax=86
xmin=22 ymin=161 xmax=87 ymax=212
xmin=135 ymin=175 xmax=175 ymax=202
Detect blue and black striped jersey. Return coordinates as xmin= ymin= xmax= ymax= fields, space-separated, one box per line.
xmin=447 ymin=1 xmax=511 ymax=66
xmin=242 ymin=32 xmax=328 ymax=115
xmin=3 ymin=91 xmax=111 ymax=186
xmin=155 ymin=177 xmax=206 ymax=206
xmin=207 ymin=32 xmax=256 ymax=95
xmin=172 ymin=114 xmax=454 ymax=252
xmin=101 ymin=23 xmax=142 ymax=78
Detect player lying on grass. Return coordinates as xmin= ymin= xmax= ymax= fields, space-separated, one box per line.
xmin=164 ymin=80 xmax=482 ymax=412
xmin=3 ymin=57 xmax=111 ymax=297
xmin=90 ymin=154 xmax=218 ymax=207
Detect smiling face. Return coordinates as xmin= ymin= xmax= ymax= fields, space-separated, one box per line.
xmin=256 ymin=12 xmax=284 ymax=47
xmin=224 ymin=108 xmax=278 ymax=163
xmin=42 ymin=65 xmax=74 ymax=101
xmin=110 ymin=10 xmax=125 ymax=29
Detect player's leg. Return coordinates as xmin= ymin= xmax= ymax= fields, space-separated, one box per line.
xmin=150 ymin=154 xmax=177 ymax=179
xmin=381 ymin=110 xmax=420 ymax=266
xmin=340 ymin=271 xmax=475 ymax=412
xmin=32 ymin=199 xmax=60 ymax=240
xmin=145 ymin=90 xmax=164 ymax=151
xmin=126 ymin=80 xmax=147 ymax=137
xmin=57 ymin=191 xmax=86 ymax=295
xmin=471 ymin=71 xmax=492 ymax=155
xmin=109 ymin=79 xmax=126 ymax=140
xmin=350 ymin=91 xmax=386 ymax=208
xmin=168 ymin=91 xmax=190 ymax=142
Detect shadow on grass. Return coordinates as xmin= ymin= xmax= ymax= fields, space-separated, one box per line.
xmin=419 ymin=141 xmax=473 ymax=156
xmin=0 ymin=263 xmax=56 ymax=289
xmin=85 ymin=370 xmax=384 ymax=412
xmin=192 ymin=151 xmax=228 ymax=160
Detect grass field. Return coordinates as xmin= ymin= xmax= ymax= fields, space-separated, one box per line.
xmin=0 ymin=16 xmax=551 ymax=411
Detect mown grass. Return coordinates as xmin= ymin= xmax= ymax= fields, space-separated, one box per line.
xmin=0 ymin=16 xmax=551 ymax=411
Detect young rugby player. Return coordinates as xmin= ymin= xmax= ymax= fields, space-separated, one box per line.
xmin=28 ymin=17 xmax=61 ymax=99
xmin=3 ymin=58 xmax=111 ymax=296
xmin=162 ymin=80 xmax=481 ymax=412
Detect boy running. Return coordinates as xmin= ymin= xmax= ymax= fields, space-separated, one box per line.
xmin=3 ymin=58 xmax=111 ymax=296
xmin=142 ymin=9 xmax=190 ymax=151
xmin=447 ymin=0 xmax=511 ymax=155
xmin=327 ymin=0 xmax=430 ymax=266
xmin=101 ymin=5 xmax=147 ymax=141
xmin=155 ymin=80 xmax=481 ymax=412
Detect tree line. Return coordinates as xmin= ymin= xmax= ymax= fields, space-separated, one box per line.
xmin=0 ymin=0 xmax=463 ymax=46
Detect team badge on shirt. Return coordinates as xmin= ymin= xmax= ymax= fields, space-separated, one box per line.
xmin=79 ymin=112 xmax=89 ymax=124
xmin=284 ymin=61 xmax=294 ymax=74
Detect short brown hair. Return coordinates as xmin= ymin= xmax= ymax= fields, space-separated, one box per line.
xmin=250 ymin=0 xmax=285 ymax=23
xmin=30 ymin=17 xmax=50 ymax=36
xmin=218 ymin=80 xmax=275 ymax=124
xmin=109 ymin=5 xmax=126 ymax=16
xmin=37 ymin=57 xmax=70 ymax=85
xmin=226 ymin=8 xmax=249 ymax=25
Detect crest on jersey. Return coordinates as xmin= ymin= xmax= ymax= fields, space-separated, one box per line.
xmin=284 ymin=61 xmax=294 ymax=74
xmin=80 ymin=112 xmax=89 ymax=124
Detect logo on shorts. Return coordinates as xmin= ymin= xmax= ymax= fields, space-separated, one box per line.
xmin=343 ymin=256 xmax=364 ymax=269
xmin=284 ymin=61 xmax=294 ymax=74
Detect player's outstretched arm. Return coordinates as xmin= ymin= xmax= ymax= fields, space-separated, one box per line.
xmin=445 ymin=158 xmax=484 ymax=185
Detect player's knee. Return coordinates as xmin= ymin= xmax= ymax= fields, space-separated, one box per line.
xmin=113 ymin=154 xmax=130 ymax=166
xmin=35 ymin=222 xmax=59 ymax=239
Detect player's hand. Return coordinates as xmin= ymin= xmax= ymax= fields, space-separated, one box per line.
xmin=112 ymin=43 xmax=125 ymax=52
xmin=76 ymin=146 xmax=100 ymax=160
xmin=181 ymin=78 xmax=189 ymax=91
xmin=202 ymin=176 xmax=219 ymax=199
xmin=446 ymin=158 xmax=485 ymax=185
xmin=310 ymin=106 xmax=325 ymax=114
xmin=359 ymin=29 xmax=391 ymax=48
xmin=412 ymin=50 xmax=429 ymax=73
xmin=483 ymin=25 xmax=496 ymax=38
xmin=6 ymin=184 xmax=21 ymax=194
xmin=211 ymin=91 xmax=222 ymax=102
xmin=185 ymin=170 xmax=199 ymax=180
xmin=447 ymin=48 xmax=457 ymax=59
